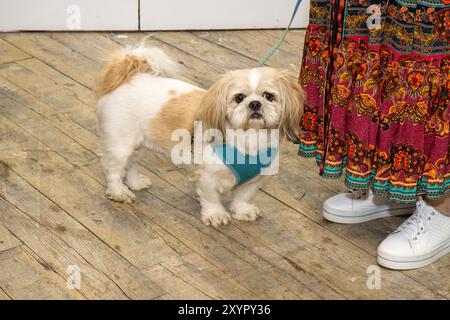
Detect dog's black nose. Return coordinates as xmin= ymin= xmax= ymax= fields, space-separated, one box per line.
xmin=249 ymin=100 xmax=262 ymax=111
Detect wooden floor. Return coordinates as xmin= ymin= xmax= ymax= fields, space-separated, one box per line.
xmin=0 ymin=30 xmax=448 ymax=300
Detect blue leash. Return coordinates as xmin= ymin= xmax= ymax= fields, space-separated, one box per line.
xmin=256 ymin=0 xmax=304 ymax=67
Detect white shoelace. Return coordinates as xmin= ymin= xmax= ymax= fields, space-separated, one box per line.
xmin=397 ymin=199 xmax=436 ymax=241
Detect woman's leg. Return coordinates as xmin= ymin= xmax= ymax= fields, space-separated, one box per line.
xmin=426 ymin=196 xmax=450 ymax=217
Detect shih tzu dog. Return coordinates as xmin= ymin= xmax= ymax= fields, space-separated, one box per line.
xmin=96 ymin=45 xmax=304 ymax=227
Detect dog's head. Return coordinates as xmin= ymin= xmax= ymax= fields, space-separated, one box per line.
xmin=196 ymin=67 xmax=305 ymax=141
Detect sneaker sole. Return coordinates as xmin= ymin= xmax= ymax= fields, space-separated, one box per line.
xmin=377 ymin=240 xmax=450 ymax=270
xmin=322 ymin=206 xmax=415 ymax=224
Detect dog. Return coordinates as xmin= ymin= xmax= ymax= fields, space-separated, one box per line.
xmin=95 ymin=45 xmax=305 ymax=227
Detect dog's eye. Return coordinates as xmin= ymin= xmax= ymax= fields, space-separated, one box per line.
xmin=263 ymin=92 xmax=275 ymax=102
xmin=234 ymin=94 xmax=246 ymax=103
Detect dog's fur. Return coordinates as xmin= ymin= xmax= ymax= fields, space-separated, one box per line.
xmin=96 ymin=45 xmax=305 ymax=226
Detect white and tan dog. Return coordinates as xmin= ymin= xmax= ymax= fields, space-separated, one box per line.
xmin=96 ymin=45 xmax=304 ymax=227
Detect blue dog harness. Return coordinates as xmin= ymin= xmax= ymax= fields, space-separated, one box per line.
xmin=212 ymin=144 xmax=278 ymax=185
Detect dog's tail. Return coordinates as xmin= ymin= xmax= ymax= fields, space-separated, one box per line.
xmin=95 ymin=42 xmax=179 ymax=96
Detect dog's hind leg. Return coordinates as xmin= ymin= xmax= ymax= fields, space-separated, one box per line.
xmin=125 ymin=150 xmax=152 ymax=191
xmin=102 ymin=138 xmax=139 ymax=204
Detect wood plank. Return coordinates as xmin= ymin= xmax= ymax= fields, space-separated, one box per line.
xmin=0 ymin=118 xmax=166 ymax=299
xmin=0 ymin=223 xmax=22 ymax=253
xmin=0 ymin=39 xmax=30 ymax=64
xmin=256 ymin=30 xmax=306 ymax=48
xmin=0 ymin=246 xmax=83 ymax=300
xmin=17 ymin=57 xmax=96 ymax=108
xmin=0 ymin=287 xmax=11 ymax=300
xmin=49 ymin=32 xmax=123 ymax=63
xmin=194 ymin=30 xmax=305 ymax=72
xmin=142 ymin=264 xmax=211 ymax=300
xmin=152 ymin=293 xmax=175 ymax=300
xmin=160 ymin=253 xmax=256 ymax=299
xmin=2 ymin=33 xmax=97 ymax=88
xmin=154 ymin=31 xmax=257 ymax=71
xmin=0 ymin=193 xmax=131 ymax=300
xmin=134 ymin=202 xmax=318 ymax=299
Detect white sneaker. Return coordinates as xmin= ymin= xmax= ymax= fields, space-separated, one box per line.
xmin=377 ymin=199 xmax=450 ymax=270
xmin=322 ymin=190 xmax=415 ymax=224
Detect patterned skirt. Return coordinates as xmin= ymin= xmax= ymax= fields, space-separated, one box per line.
xmin=299 ymin=0 xmax=450 ymax=203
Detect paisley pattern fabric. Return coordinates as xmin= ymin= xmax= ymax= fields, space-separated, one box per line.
xmin=299 ymin=0 xmax=450 ymax=203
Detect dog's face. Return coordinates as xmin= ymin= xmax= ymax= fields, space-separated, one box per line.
xmin=226 ymin=68 xmax=283 ymax=131
xmin=197 ymin=67 xmax=305 ymax=141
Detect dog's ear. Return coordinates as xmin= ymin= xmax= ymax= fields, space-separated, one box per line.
xmin=196 ymin=74 xmax=233 ymax=135
xmin=276 ymin=69 xmax=305 ymax=142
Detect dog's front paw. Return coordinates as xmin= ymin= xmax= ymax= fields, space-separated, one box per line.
xmin=106 ymin=185 xmax=136 ymax=204
xmin=126 ymin=174 xmax=152 ymax=191
xmin=231 ymin=202 xmax=261 ymax=221
xmin=201 ymin=208 xmax=231 ymax=227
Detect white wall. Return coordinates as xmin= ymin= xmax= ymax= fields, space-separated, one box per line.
xmin=140 ymin=0 xmax=310 ymax=30
xmin=0 ymin=0 xmax=309 ymax=31
xmin=0 ymin=0 xmax=138 ymax=31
